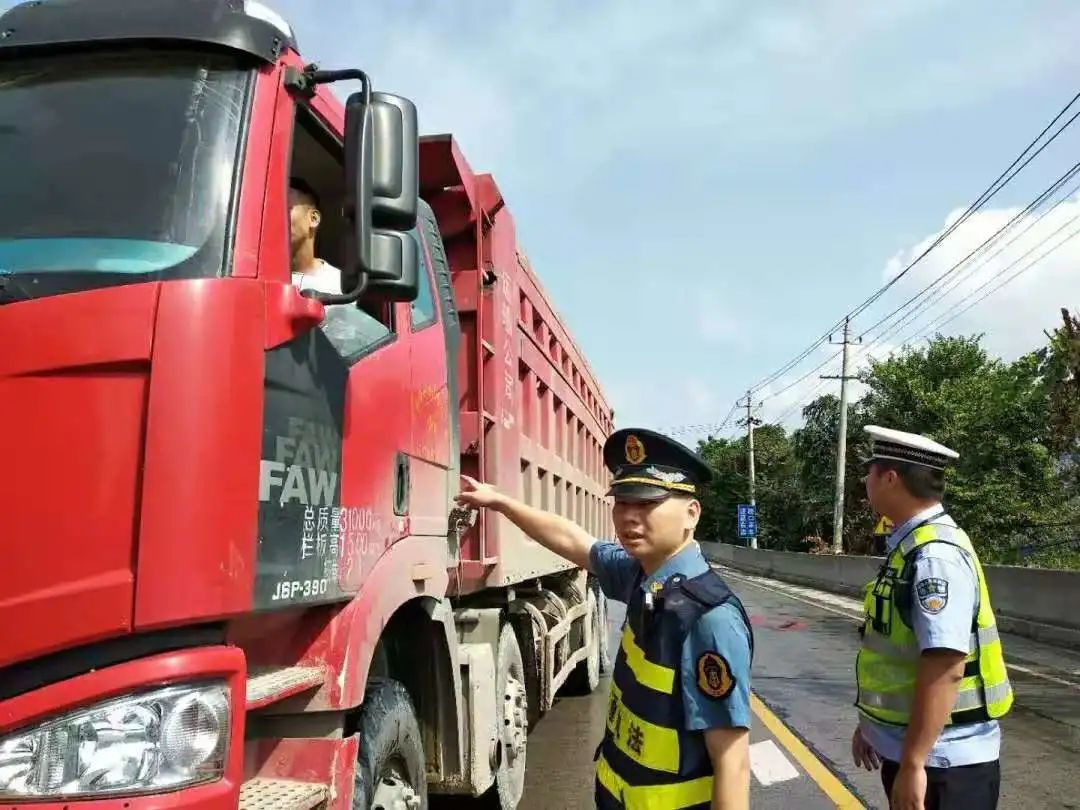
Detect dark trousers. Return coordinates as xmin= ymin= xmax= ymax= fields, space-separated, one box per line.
xmin=881 ymin=759 xmax=1000 ymax=810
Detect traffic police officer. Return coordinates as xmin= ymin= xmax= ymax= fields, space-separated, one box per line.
xmin=852 ymin=426 xmax=1013 ymax=810
xmin=455 ymin=428 xmax=754 ymax=809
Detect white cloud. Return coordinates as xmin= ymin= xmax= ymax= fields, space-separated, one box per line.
xmin=866 ymin=194 xmax=1080 ymax=361
xmin=748 ymin=182 xmax=1080 ymax=432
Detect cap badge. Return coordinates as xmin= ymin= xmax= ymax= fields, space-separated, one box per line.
xmin=647 ymin=466 xmax=686 ymax=484
xmin=625 ymin=434 xmax=646 ymax=464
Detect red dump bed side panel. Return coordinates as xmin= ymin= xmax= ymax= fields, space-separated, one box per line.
xmin=419 ymin=136 xmax=615 ymax=592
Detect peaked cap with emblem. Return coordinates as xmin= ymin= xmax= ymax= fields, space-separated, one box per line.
xmin=603 ymin=427 xmax=713 ymax=502
xmin=863 ymin=425 xmax=959 ymax=471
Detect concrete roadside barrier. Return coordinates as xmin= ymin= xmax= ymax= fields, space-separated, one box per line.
xmin=702 ymin=541 xmax=1080 ymax=650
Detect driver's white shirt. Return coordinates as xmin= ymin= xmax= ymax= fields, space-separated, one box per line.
xmin=290 ymin=259 xmax=389 ymax=354
xmin=291 ymin=259 xmax=341 ymax=294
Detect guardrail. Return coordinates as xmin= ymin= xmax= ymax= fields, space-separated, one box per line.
xmin=702 ymin=541 xmax=1080 ymax=651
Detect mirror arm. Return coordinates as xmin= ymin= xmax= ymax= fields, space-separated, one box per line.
xmin=311 ymin=68 xmax=371 ymax=102
xmin=285 ymin=65 xmax=372 ymax=102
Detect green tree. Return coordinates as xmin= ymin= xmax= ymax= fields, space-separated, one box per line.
xmin=696 ymin=426 xmax=800 ymax=550
xmin=790 ymin=394 xmax=876 ymax=553
xmin=1041 ymin=309 xmax=1080 ymax=493
xmin=857 ymin=334 xmax=1073 ymax=563
xmin=698 ymin=321 xmax=1080 ymax=568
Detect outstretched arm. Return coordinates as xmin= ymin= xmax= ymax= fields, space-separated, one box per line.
xmin=455 ymin=475 xmax=596 ymax=570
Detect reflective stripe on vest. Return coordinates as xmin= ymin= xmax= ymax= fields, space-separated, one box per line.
xmin=855 ymin=518 xmax=1014 ymax=727
xmin=620 ymin=625 xmax=676 ymax=695
xmin=596 ymin=754 xmax=711 ymax=810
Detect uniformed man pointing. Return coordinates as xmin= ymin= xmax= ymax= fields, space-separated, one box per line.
xmin=455 ymin=428 xmax=754 ymax=809
xmin=852 ymin=426 xmax=1013 ymax=810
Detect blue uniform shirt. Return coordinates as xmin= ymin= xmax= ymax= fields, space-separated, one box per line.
xmin=859 ymin=505 xmax=1001 ymax=767
xmin=590 ymin=540 xmax=752 ymax=732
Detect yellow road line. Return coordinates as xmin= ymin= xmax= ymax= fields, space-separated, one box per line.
xmin=750 ymin=693 xmax=865 ymax=809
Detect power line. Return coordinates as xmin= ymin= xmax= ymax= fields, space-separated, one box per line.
xmin=835 ymin=159 xmax=1080 ymax=374
xmin=770 ymin=376 xmax=832 ymax=425
xmin=664 ymin=400 xmax=740 ymax=439
xmin=857 ymin=160 xmax=1080 ymax=345
xmin=848 ymin=94 xmax=1080 ymax=321
xmin=757 ymin=349 xmax=842 ymax=406
xmin=845 ymin=203 xmax=1080 ymax=370
xmin=915 ymin=220 xmax=1080 ymax=340
xmin=766 ymin=186 xmax=1080 ymax=429
xmin=887 ymin=198 xmax=1080 ymax=348
xmin=743 ymin=88 xmax=1080 ymax=398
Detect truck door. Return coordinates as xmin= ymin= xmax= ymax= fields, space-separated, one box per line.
xmin=406 ymin=205 xmax=456 ymax=539
xmin=254 ymin=88 xmax=411 ymax=609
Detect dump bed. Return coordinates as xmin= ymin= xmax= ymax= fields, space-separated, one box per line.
xmin=419 ymin=136 xmax=614 ymax=594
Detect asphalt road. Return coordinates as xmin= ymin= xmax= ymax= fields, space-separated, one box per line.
xmin=516 ymin=568 xmax=1080 ymax=809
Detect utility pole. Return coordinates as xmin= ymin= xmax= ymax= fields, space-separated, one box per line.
xmin=822 ymin=317 xmax=860 ymax=554
xmin=736 ymin=390 xmax=762 ymax=549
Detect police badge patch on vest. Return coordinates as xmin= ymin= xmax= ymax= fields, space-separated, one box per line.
xmin=696 ymin=651 xmax=734 ymax=699
xmin=916 ymin=577 xmax=949 ymax=613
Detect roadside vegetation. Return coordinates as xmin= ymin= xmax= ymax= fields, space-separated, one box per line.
xmin=698 ymin=310 xmax=1080 ymax=569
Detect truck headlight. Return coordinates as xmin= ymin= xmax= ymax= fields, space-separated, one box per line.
xmin=0 ymin=682 xmax=230 ymax=799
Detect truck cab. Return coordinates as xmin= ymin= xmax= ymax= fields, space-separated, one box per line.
xmin=0 ymin=2 xmax=614 ymax=808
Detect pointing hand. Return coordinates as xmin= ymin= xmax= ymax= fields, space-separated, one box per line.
xmin=455 ymin=475 xmax=504 ymax=510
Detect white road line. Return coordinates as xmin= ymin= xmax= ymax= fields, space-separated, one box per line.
xmin=1007 ymin=662 xmax=1080 ymax=691
xmin=719 ymin=566 xmax=1080 ymax=694
xmin=749 ymin=739 xmax=801 ymax=786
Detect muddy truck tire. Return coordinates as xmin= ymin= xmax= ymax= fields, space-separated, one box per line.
xmin=353 ymin=677 xmax=428 ymax=810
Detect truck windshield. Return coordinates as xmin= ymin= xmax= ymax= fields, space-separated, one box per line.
xmin=0 ymin=50 xmax=249 ymax=302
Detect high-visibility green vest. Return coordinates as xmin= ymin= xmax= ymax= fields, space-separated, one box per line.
xmin=856 ymin=513 xmax=1013 ymax=727
xmin=595 ymin=568 xmax=753 ymax=809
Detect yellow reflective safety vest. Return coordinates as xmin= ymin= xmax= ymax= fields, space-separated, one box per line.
xmin=856 ymin=512 xmax=1013 ymax=727
xmin=595 ymin=569 xmax=753 ymax=810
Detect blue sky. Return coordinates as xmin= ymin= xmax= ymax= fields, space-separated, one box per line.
xmin=266 ymin=1 xmax=1080 ymax=441
xmin=9 ymin=1 xmax=1080 ymax=440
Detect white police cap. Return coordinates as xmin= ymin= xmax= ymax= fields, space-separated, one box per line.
xmin=863 ymin=425 xmax=959 ymax=470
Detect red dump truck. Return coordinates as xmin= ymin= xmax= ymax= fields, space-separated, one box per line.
xmin=0 ymin=1 xmax=615 ymax=807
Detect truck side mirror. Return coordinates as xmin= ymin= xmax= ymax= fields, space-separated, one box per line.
xmin=370 ymin=92 xmax=418 ymax=232
xmin=343 ymin=89 xmax=374 ymax=283
xmin=364 ymin=231 xmax=420 ymax=303
xmin=343 ymin=88 xmax=419 ymax=292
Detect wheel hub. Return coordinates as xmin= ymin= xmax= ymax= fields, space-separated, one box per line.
xmin=502 ymin=675 xmax=528 ymax=761
xmin=371 ymin=772 xmax=421 ymax=810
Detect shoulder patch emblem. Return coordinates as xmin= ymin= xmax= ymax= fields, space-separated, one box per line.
xmin=696 ymin=651 xmax=734 ymax=699
xmin=625 ymin=434 xmax=647 ymax=464
xmin=916 ymin=577 xmax=949 ymax=614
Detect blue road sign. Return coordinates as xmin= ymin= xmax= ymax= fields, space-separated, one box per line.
xmin=737 ymin=503 xmax=757 ymax=539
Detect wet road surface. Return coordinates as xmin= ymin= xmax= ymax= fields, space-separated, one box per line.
xmin=516 ymin=568 xmax=1080 ymax=809
xmin=721 ymin=568 xmax=1080 ymax=809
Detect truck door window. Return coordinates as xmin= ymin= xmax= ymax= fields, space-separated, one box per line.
xmin=409 ymin=231 xmax=438 ymax=330
xmin=289 ymin=104 xmax=395 ymax=362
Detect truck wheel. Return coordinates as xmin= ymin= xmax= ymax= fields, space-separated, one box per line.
xmin=353 ymin=678 xmax=427 ymax=810
xmin=563 ymin=588 xmax=602 ymax=695
xmin=483 ymin=623 xmax=528 ymax=808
